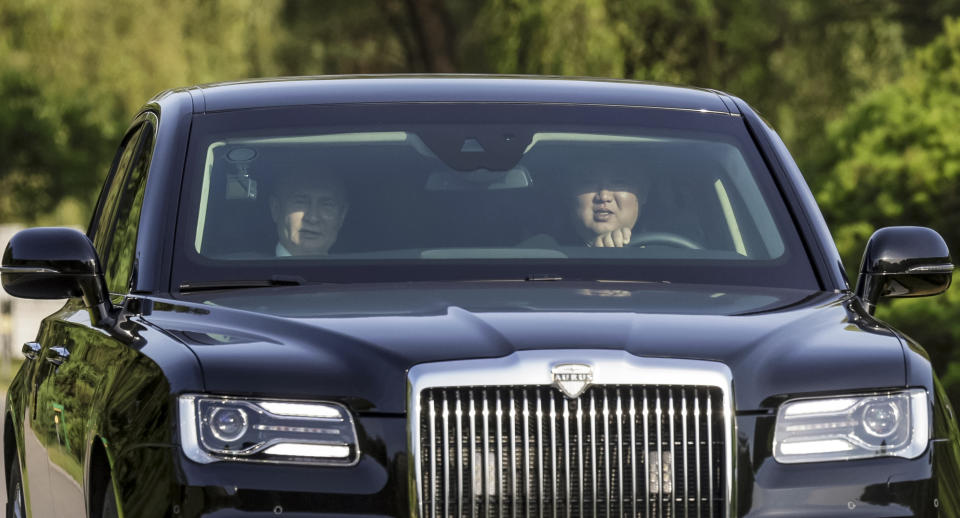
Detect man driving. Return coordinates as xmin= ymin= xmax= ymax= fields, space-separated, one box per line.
xmin=268 ymin=171 xmax=349 ymax=256
xmin=569 ymin=169 xmax=649 ymax=247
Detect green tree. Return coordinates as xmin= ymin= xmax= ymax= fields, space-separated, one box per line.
xmin=0 ymin=0 xmax=286 ymax=223
xmin=276 ymin=0 xmax=483 ymax=74
xmin=818 ymin=17 xmax=960 ymax=404
xmin=821 ymin=17 xmax=960 ymax=263
xmin=0 ymin=68 xmax=112 ymax=224
xmin=465 ymin=0 xmax=945 ymax=190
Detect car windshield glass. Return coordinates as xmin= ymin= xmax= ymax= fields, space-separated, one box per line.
xmin=173 ymin=103 xmax=818 ymax=289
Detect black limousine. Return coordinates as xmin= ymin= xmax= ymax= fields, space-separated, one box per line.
xmin=2 ymin=76 xmax=958 ymax=517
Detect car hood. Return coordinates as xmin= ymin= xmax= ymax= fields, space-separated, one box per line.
xmin=146 ymin=282 xmax=905 ymax=414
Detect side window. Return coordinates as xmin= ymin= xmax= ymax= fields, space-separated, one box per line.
xmin=102 ymin=120 xmax=157 ymax=294
xmin=89 ymin=124 xmax=145 ymax=256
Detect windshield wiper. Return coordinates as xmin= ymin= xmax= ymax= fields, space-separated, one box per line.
xmin=178 ymin=275 xmax=305 ymax=293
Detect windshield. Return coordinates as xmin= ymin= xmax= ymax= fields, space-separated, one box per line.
xmin=173 ymin=103 xmax=818 ymax=289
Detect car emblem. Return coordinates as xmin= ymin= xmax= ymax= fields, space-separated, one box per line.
xmin=552 ymin=363 xmax=593 ymax=399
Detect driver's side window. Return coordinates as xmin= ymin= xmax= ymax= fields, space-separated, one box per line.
xmin=88 ymin=116 xmax=156 ymax=294
xmin=89 ymin=124 xmax=144 ymax=256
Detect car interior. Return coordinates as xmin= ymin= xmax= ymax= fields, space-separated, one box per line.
xmin=195 ymin=132 xmax=785 ymax=261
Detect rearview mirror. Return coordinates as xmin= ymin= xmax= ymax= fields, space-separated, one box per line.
xmin=1 ymin=227 xmax=114 ymax=326
xmin=855 ymin=226 xmax=953 ymax=314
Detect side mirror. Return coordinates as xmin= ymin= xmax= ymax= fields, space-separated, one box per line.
xmin=1 ymin=227 xmax=114 ymax=326
xmin=855 ymin=226 xmax=954 ymax=314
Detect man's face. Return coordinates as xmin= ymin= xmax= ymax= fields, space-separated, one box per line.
xmin=572 ymin=174 xmax=642 ymax=238
xmin=269 ymin=176 xmax=348 ymax=255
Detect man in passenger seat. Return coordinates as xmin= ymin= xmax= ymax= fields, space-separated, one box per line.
xmin=268 ymin=171 xmax=349 ymax=256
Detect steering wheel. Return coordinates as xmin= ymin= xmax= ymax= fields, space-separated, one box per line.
xmin=628 ymin=231 xmax=703 ymax=250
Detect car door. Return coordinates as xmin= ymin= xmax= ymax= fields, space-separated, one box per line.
xmin=19 ymin=320 xmax=59 ymax=518
xmin=29 ymin=117 xmax=155 ymax=517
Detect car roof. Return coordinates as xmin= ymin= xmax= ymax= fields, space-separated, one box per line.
xmin=159 ymin=75 xmax=736 ymax=115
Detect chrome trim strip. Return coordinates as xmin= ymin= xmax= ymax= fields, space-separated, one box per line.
xmin=669 ymin=389 xmax=677 ymax=518
xmin=576 ymin=398 xmax=584 ymax=518
xmin=522 ymin=390 xmax=531 ymax=518
xmin=456 ymin=393 xmax=464 ymax=518
xmin=482 ymin=390 xmax=490 ymax=518
xmin=536 ymin=390 xmax=544 ymax=518
xmin=707 ymin=390 xmax=714 ymax=518
xmin=681 ymin=388 xmax=689 ymax=518
xmin=906 ymin=263 xmax=954 ymax=274
xmin=0 ymin=266 xmax=61 ymax=275
xmin=442 ymin=392 xmax=451 ymax=518
xmin=694 ymin=393 xmax=702 ymax=517
xmin=656 ymin=389 xmax=663 ymax=518
xmin=407 ymin=350 xmax=736 ymax=518
xmin=615 ymin=389 xmax=624 ymax=518
xmin=642 ymin=389 xmax=650 ymax=518
xmin=589 ymin=392 xmax=597 ymax=518
xmin=629 ymin=391 xmax=638 ymax=518
xmin=562 ymin=394 xmax=571 ymax=518
xmin=429 ymin=393 xmax=437 ymax=518
xmin=549 ymin=392 xmax=558 ymax=518
xmin=469 ymin=391 xmax=477 ymax=518
xmin=602 ymin=390 xmax=611 ymax=517
xmin=498 ymin=389 xmax=503 ymax=518
xmin=510 ymin=390 xmax=518 ymax=518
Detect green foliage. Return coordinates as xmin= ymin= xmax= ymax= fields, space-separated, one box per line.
xmin=821 ymin=17 xmax=960 ymax=405
xmin=0 ymin=0 xmax=285 ymax=223
xmin=275 ymin=1 xmax=411 ymax=74
xmin=1 ymin=0 xmax=955 ymax=224
xmin=0 ymin=0 xmax=284 ymax=119
xmin=467 ymin=0 xmax=624 ymax=76
xmin=822 ymin=17 xmax=960 ymax=266
xmin=0 ymin=68 xmax=113 ymax=222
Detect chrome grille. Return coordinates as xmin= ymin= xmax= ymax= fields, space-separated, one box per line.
xmin=419 ymin=385 xmax=725 ymax=518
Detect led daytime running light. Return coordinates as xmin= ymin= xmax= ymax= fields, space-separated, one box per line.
xmin=263 ymin=443 xmax=351 ymax=458
xmin=782 ymin=398 xmax=858 ymax=416
xmin=779 ymin=439 xmax=855 ymax=455
xmin=259 ymin=401 xmax=344 ymax=419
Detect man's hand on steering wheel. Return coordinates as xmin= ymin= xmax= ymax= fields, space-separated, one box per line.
xmin=592 ymin=229 xmax=703 ymax=249
xmin=627 ymin=231 xmax=703 ymax=249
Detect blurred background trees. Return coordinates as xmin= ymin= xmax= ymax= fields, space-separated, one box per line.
xmin=1 ymin=0 xmax=960 ymax=402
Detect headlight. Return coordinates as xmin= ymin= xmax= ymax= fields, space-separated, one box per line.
xmin=773 ymin=389 xmax=928 ymax=463
xmin=178 ymin=395 xmax=360 ymax=465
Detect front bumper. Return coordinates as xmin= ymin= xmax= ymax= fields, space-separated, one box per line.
xmin=112 ymin=415 xmax=958 ymax=517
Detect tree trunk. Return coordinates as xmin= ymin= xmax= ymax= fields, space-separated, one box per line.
xmin=402 ymin=0 xmax=458 ymax=72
